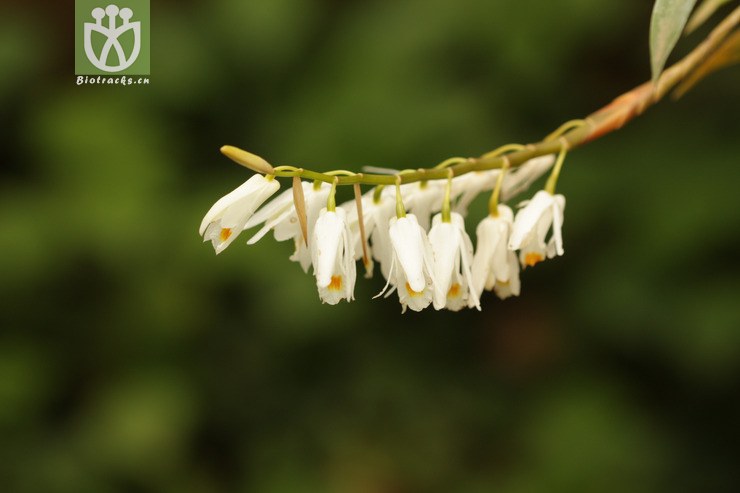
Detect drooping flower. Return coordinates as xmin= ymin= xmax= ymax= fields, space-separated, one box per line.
xmin=199 ymin=174 xmax=280 ymax=254
xmin=508 ymin=190 xmax=566 ymax=267
xmin=451 ymin=170 xmax=501 ymax=216
xmin=368 ymin=189 xmax=398 ymax=281
xmin=244 ymin=181 xmax=331 ymax=272
xmin=493 ymin=251 xmax=521 ymax=299
xmin=402 ymin=181 xmax=445 ymax=231
xmin=500 ymin=154 xmax=556 ymax=201
xmin=311 ymin=208 xmax=356 ymax=304
xmin=377 ymin=214 xmax=435 ymax=312
xmin=471 ymin=205 xmax=521 ymax=299
xmin=428 ymin=212 xmax=480 ymax=311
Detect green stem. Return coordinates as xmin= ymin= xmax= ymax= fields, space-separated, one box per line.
xmin=327 ymin=178 xmax=338 ymax=212
xmin=232 ymin=7 xmax=740 ymax=190
xmin=544 ymin=144 xmax=568 ymax=195
xmin=441 ymin=169 xmax=453 ymax=222
xmin=488 ymin=162 xmax=507 ymax=217
xmin=395 ymin=178 xmax=406 ymax=218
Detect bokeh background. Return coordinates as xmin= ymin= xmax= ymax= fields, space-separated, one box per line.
xmin=2 ymin=1 xmax=739 ymax=492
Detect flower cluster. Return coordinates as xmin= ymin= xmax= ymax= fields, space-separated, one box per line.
xmin=200 ymin=154 xmax=567 ymax=312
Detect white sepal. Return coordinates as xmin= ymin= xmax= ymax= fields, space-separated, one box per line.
xmin=471 ymin=205 xmax=514 ymax=298
xmin=311 ymin=208 xmax=356 ymax=304
xmin=200 ymin=174 xmax=280 ymax=254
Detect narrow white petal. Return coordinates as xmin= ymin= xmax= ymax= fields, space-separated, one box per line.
xmin=500 ymin=154 xmax=555 ymax=201
xmin=247 ymin=206 xmax=295 ymax=245
xmin=428 ymin=217 xmax=459 ymax=309
xmin=289 ymin=236 xmax=312 ymax=273
xmin=494 ymin=251 xmax=521 ymax=299
xmin=459 ymin=226 xmax=480 ymax=311
xmin=472 ymin=218 xmax=497 ymax=296
xmin=509 ymin=190 xmax=554 ymax=250
xmin=245 ymin=185 xmax=300 ymax=229
xmin=389 ymin=215 xmax=426 ymax=293
xmin=552 ymin=194 xmax=565 ymax=256
xmin=312 ymin=209 xmax=346 ymax=288
xmin=199 ymin=175 xmax=279 ymax=235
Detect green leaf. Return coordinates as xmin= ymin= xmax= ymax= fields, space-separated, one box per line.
xmin=684 ymin=0 xmax=733 ymax=34
xmin=650 ymin=0 xmax=699 ymax=83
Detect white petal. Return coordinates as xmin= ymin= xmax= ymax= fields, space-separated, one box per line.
xmin=369 ymin=197 xmax=396 ymax=280
xmin=389 ymin=215 xmax=426 ymax=293
xmin=453 ymin=170 xmax=499 ymax=215
xmin=199 ymin=175 xmax=279 ymax=235
xmin=312 ymin=209 xmax=346 ymax=288
xmin=500 ymin=154 xmax=555 ymax=201
xmin=289 ymin=236 xmax=312 ymax=273
xmin=551 ymin=194 xmax=565 ymax=256
xmin=459 ymin=224 xmax=480 ymax=311
xmin=247 ymin=205 xmax=295 ymax=245
xmin=509 ymin=190 xmax=554 ymax=250
xmin=494 ymin=251 xmax=521 ymax=299
xmin=245 ymin=185 xmax=299 ymax=229
xmin=428 ymin=217 xmax=460 ymax=309
xmin=472 ymin=217 xmax=498 ymax=296
xmin=407 ymin=182 xmax=444 ymax=230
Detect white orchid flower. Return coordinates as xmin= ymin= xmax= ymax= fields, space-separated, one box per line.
xmin=403 ymin=181 xmax=445 ymax=231
xmin=368 ymin=189 xmax=398 ymax=281
xmin=376 ymin=214 xmax=435 ymax=312
xmin=244 ymin=181 xmax=331 ymax=273
xmin=500 ymin=154 xmax=556 ymax=202
xmin=340 ymin=192 xmax=380 ymax=278
xmin=471 ymin=205 xmax=521 ymax=299
xmin=311 ymin=208 xmax=356 ymax=304
xmin=451 ymin=170 xmax=501 ymax=216
xmin=199 ymin=174 xmax=280 ymax=254
xmin=428 ymin=212 xmax=480 ymax=311
xmin=509 ymin=190 xmax=566 ymax=267
xmin=493 ymin=251 xmax=521 ymax=299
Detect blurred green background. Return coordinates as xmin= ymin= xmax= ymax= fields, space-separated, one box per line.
xmin=1 ymin=1 xmax=739 ymax=492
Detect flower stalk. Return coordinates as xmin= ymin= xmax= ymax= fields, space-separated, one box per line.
xmin=222 ymin=6 xmax=738 ymax=190
xmin=201 ymin=6 xmax=740 ymax=312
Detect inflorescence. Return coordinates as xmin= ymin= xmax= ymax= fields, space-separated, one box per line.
xmin=198 ymin=5 xmax=740 ymax=312
xmin=199 ymin=127 xmax=576 ymax=313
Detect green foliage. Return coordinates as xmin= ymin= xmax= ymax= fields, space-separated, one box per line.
xmin=650 ymin=0 xmax=698 ymax=81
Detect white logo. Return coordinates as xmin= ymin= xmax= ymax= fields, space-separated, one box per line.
xmin=84 ymin=4 xmax=141 ymax=72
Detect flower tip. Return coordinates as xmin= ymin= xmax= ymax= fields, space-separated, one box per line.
xmin=220 ymin=145 xmax=275 ymax=175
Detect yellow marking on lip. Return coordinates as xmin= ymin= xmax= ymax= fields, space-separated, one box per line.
xmin=447 ymin=283 xmax=461 ymax=298
xmin=220 ymin=228 xmax=233 ymax=242
xmin=524 ymin=252 xmax=543 ymax=267
xmin=405 ymin=282 xmax=423 ymax=297
xmin=328 ymin=275 xmax=343 ymax=291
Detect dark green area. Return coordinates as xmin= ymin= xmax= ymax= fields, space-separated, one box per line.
xmin=1 ymin=1 xmax=739 ymax=492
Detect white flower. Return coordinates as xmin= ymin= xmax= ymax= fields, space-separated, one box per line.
xmin=368 ymin=189 xmax=398 ymax=281
xmin=451 ymin=170 xmax=501 ymax=216
xmin=377 ymin=214 xmax=435 ymax=313
xmin=244 ymin=185 xmax=304 ymax=241
xmin=509 ymin=190 xmax=565 ymax=267
xmin=403 ymin=181 xmax=445 ymax=231
xmin=199 ymin=174 xmax=280 ymax=254
xmin=493 ymin=251 xmax=521 ymax=299
xmin=311 ymin=208 xmax=356 ymax=304
xmin=428 ymin=212 xmax=479 ymax=311
xmin=245 ymin=181 xmax=331 ymax=273
xmin=340 ymin=193 xmax=379 ymax=277
xmin=501 ymin=154 xmax=555 ymax=202
xmin=471 ymin=205 xmax=521 ymax=299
